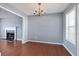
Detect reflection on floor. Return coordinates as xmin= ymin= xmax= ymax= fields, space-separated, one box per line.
xmin=0 ymin=39 xmax=71 ymax=56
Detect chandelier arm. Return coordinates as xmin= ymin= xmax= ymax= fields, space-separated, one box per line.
xmin=34 ymin=3 xmax=45 ymax=16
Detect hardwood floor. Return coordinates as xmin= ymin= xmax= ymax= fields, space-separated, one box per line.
xmin=0 ymin=39 xmax=71 ymax=56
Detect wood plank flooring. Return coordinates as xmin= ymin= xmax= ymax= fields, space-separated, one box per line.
xmin=0 ymin=39 xmax=71 ymax=56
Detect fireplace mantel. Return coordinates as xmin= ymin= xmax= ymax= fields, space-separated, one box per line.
xmin=5 ymin=27 xmax=17 ymax=40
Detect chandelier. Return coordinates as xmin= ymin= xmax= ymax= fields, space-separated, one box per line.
xmin=34 ymin=3 xmax=45 ymax=16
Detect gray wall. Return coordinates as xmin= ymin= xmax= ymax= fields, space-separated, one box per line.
xmin=0 ymin=19 xmax=1 ymax=37
xmin=28 ymin=13 xmax=63 ymax=43
xmin=77 ymin=4 xmax=79 ymax=56
xmin=63 ymin=4 xmax=77 ymax=56
xmin=22 ymin=16 xmax=28 ymax=42
xmin=0 ymin=8 xmax=23 ymax=40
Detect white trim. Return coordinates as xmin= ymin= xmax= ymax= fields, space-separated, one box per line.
xmin=0 ymin=52 xmax=1 ymax=56
xmin=5 ymin=27 xmax=17 ymax=40
xmin=22 ymin=40 xmax=28 ymax=44
xmin=65 ymin=6 xmax=76 ymax=45
xmin=63 ymin=44 xmax=74 ymax=56
xmin=0 ymin=5 xmax=23 ymax=18
xmin=17 ymin=39 xmax=22 ymax=41
xmin=22 ymin=40 xmax=62 ymax=45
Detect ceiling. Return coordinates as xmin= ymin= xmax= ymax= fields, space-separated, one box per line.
xmin=10 ymin=3 xmax=70 ymax=16
xmin=0 ymin=8 xmax=22 ymax=19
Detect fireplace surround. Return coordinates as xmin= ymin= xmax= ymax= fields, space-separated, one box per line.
xmin=5 ymin=27 xmax=17 ymax=40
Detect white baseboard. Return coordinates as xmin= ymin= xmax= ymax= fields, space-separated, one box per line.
xmin=0 ymin=38 xmax=22 ymax=40
xmin=17 ymin=39 xmax=22 ymax=41
xmin=0 ymin=52 xmax=1 ymax=56
xmin=63 ymin=44 xmax=74 ymax=56
xmin=22 ymin=40 xmax=27 ymax=44
xmin=22 ymin=40 xmax=62 ymax=45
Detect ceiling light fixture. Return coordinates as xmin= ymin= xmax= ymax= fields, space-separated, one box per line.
xmin=34 ymin=3 xmax=45 ymax=16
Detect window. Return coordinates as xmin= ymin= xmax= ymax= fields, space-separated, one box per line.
xmin=66 ymin=7 xmax=76 ymax=45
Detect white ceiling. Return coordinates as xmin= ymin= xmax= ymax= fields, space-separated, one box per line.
xmin=10 ymin=3 xmax=70 ymax=16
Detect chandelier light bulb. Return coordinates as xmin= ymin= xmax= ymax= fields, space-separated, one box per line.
xmin=34 ymin=3 xmax=45 ymax=16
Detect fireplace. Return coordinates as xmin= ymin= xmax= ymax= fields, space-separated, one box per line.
xmin=5 ymin=27 xmax=17 ymax=41
xmin=6 ymin=30 xmax=14 ymax=41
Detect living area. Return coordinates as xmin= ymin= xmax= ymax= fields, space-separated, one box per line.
xmin=0 ymin=3 xmax=79 ymax=56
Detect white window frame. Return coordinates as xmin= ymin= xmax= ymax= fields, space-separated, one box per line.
xmin=65 ymin=7 xmax=76 ymax=45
